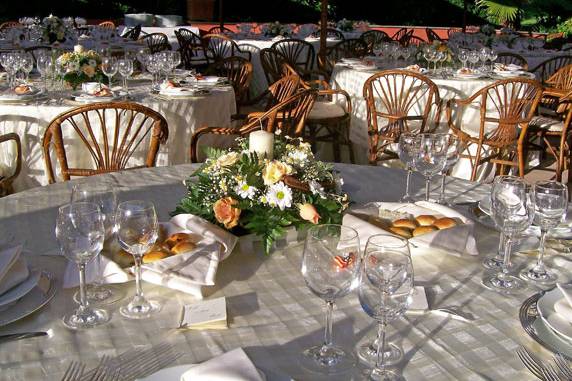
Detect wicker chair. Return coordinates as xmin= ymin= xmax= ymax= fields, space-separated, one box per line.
xmin=363 ymin=70 xmax=441 ymax=165
xmin=448 ymin=27 xmax=463 ymax=38
xmin=360 ymin=30 xmax=392 ymax=54
xmin=24 ymin=45 xmax=52 ymax=65
xmin=121 ymin=24 xmax=141 ymax=40
xmin=98 ymin=21 xmax=116 ymax=30
xmin=0 ymin=21 xmax=22 ymax=31
xmin=240 ymin=74 xmax=301 ymax=118
xmin=0 ymin=133 xmax=22 ymax=197
xmin=42 ymin=102 xmax=169 ymax=183
xmin=398 ymin=30 xmax=415 ymax=46
xmin=310 ymin=28 xmax=345 ymax=41
xmin=495 ymin=52 xmax=528 ymax=70
xmin=405 ymin=35 xmax=425 ymax=47
xmin=271 ymin=38 xmax=315 ymax=74
xmin=207 ymin=25 xmax=234 ymax=35
xmin=426 ymin=28 xmax=444 ymax=43
xmin=318 ymin=39 xmax=368 ymax=81
xmin=530 ymin=56 xmax=572 ymax=85
xmin=190 ymin=89 xmax=318 ymax=162
xmin=203 ymin=34 xmax=251 ymax=64
xmin=391 ymin=28 xmax=408 ymax=41
xmin=206 ymin=56 xmax=253 ymax=115
xmin=446 ymin=78 xmax=543 ymax=180
xmin=175 ymin=28 xmax=208 ymax=69
xmin=139 ymin=33 xmax=171 ymax=54
xmin=260 ymin=48 xmax=289 ymax=85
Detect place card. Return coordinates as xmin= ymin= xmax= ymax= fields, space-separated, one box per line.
xmin=180 ymin=296 xmax=227 ymax=330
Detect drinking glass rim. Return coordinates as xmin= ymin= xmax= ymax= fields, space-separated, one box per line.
xmin=365 ymin=233 xmax=409 ymax=251
xmin=533 ymin=180 xmax=568 ymax=192
xmin=117 ymin=200 xmax=156 ymax=213
xmin=59 ymin=201 xmax=101 ymax=215
xmin=307 ymin=224 xmax=358 ymax=242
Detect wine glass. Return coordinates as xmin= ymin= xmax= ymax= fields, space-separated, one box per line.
xmin=56 ymin=202 xmax=110 ymax=329
xmin=479 ymin=47 xmax=490 ymax=71
xmin=359 ymin=240 xmax=414 ymax=381
xmin=413 ymin=133 xmax=448 ymax=201
xmin=520 ymin=181 xmax=568 ymax=284
xmin=101 ymin=56 xmax=118 ymax=89
xmin=20 ymin=53 xmax=33 ymax=83
xmin=36 ymin=54 xmax=53 ymax=92
xmin=457 ymin=49 xmax=468 ymax=69
xmin=357 ymin=234 xmax=411 ymax=368
xmin=145 ymin=54 xmax=160 ymax=88
xmin=467 ymin=50 xmax=480 ymax=70
xmin=116 ymin=200 xmax=161 ymax=319
xmin=117 ymin=58 xmax=133 ymax=93
xmin=398 ymin=132 xmax=420 ymax=203
xmin=300 ymin=224 xmax=360 ymax=373
xmin=482 ymin=176 xmax=533 ymax=294
xmin=71 ymin=183 xmax=124 ymax=305
xmin=423 ymin=48 xmax=436 ymax=71
xmin=488 ymin=49 xmax=498 ymax=71
xmin=437 ymin=134 xmax=461 ymax=205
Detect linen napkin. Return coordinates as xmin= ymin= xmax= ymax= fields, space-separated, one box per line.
xmin=345 ymin=202 xmax=479 ymax=256
xmin=554 ymin=284 xmax=572 ymax=323
xmin=0 ymin=246 xmax=29 ymax=296
xmin=180 ymin=348 xmax=264 ymax=381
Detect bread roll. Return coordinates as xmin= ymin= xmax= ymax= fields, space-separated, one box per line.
xmin=143 ymin=251 xmax=170 ymax=263
xmin=165 ymin=232 xmax=193 ymax=248
xmin=392 ymin=218 xmax=417 ymax=230
xmin=415 ymin=215 xmax=437 ymax=226
xmin=412 ymin=225 xmax=438 ymax=237
xmin=171 ymin=241 xmax=197 ymax=254
xmin=433 ymin=217 xmax=457 ymax=230
xmin=388 ymin=226 xmax=413 ymax=239
xmin=14 ymin=85 xmax=31 ymax=95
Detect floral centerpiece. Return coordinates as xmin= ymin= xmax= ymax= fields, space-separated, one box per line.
xmin=261 ymin=22 xmax=292 ymax=38
xmin=173 ymin=135 xmax=349 ymax=254
xmin=56 ymin=48 xmax=106 ymax=90
xmin=42 ymin=14 xmax=68 ymax=44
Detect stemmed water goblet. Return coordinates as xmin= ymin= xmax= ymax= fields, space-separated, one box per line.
xmin=479 ymin=47 xmax=490 ymax=71
xmin=457 ymin=49 xmax=468 ymax=69
xmin=437 ymin=134 xmax=461 ymax=205
xmin=413 ymin=133 xmax=448 ymax=202
xmin=20 ymin=53 xmax=33 ymax=83
xmin=101 ymin=56 xmax=118 ymax=89
xmin=145 ymin=54 xmax=161 ymax=88
xmin=488 ymin=49 xmax=498 ymax=71
xmin=482 ymin=176 xmax=509 ymax=270
xmin=358 ymin=238 xmax=414 ymax=381
xmin=36 ymin=54 xmax=53 ymax=91
xmin=423 ymin=48 xmax=436 ymax=71
xmin=56 ymin=202 xmax=110 ymax=329
xmin=482 ymin=176 xmax=533 ymax=294
xmin=71 ymin=183 xmax=124 ymax=305
xmin=520 ymin=180 xmax=568 ymax=284
xmin=117 ymin=58 xmax=133 ymax=93
xmin=300 ymin=224 xmax=360 ymax=373
xmin=116 ymin=200 xmax=161 ymax=319
xmin=467 ymin=50 xmax=480 ymax=70
xmin=398 ymin=132 xmax=420 ymax=203
xmin=357 ymin=234 xmax=412 ymax=368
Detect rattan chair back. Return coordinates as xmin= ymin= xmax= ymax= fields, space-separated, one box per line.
xmin=310 ymin=28 xmax=345 ymax=40
xmin=495 ymin=52 xmax=528 ymax=70
xmin=139 ymin=33 xmax=171 ymax=54
xmin=426 ymin=28 xmax=444 ymax=43
xmin=121 ymin=24 xmax=141 ymax=40
xmin=271 ymin=38 xmax=315 ymax=73
xmin=207 ymin=56 xmax=253 ymax=110
xmin=260 ymin=48 xmax=288 ymax=85
xmin=531 ymin=55 xmax=572 ymax=84
xmin=391 ymin=28 xmax=408 ymax=41
xmin=98 ymin=21 xmax=116 ymax=30
xmin=207 ymin=25 xmax=234 ymax=35
xmin=319 ymin=39 xmax=368 ymax=77
xmin=0 ymin=133 xmax=22 ymax=197
xmin=360 ymin=30 xmax=392 ymax=53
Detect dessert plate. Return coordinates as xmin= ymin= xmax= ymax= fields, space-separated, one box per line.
xmin=0 ymin=269 xmax=41 ymax=307
xmin=137 ymin=364 xmax=267 ymax=381
xmin=537 ymin=287 xmax=572 ymax=343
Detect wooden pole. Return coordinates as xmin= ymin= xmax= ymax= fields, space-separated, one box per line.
xmin=219 ymin=0 xmax=224 ymax=28
xmin=462 ymin=0 xmax=467 ymax=32
xmin=319 ymin=0 xmax=328 ymax=62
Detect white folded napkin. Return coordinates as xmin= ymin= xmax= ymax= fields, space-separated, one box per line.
xmin=345 ymin=201 xmax=479 ymax=256
xmin=0 ymin=246 xmax=29 ymax=295
xmin=181 ymin=348 xmax=263 ymax=381
xmin=63 ymin=214 xmax=238 ymax=299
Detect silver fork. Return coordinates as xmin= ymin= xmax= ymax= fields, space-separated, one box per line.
xmin=107 ymin=343 xmax=181 ymax=380
xmin=553 ymin=353 xmax=572 ymax=379
xmin=540 ymin=364 xmax=563 ymax=381
xmin=516 ymin=346 xmax=546 ymax=380
xmin=61 ymin=361 xmax=86 ymax=381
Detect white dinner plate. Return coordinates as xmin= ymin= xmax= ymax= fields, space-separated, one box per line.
xmin=493 ymin=70 xmax=527 ymax=77
xmin=136 ymin=364 xmax=267 ymax=381
xmin=537 ymin=287 xmax=572 ymax=343
xmin=159 ymin=87 xmax=209 ymax=97
xmin=453 ymin=72 xmax=482 ymax=79
xmin=401 ymin=67 xmax=429 ymax=74
xmin=0 ymin=87 xmax=43 ymax=102
xmin=71 ymin=91 xmax=122 ymax=103
xmin=0 ymin=269 xmax=41 ymax=307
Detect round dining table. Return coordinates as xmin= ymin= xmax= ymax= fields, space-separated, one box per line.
xmin=0 ymin=163 xmax=566 ymax=380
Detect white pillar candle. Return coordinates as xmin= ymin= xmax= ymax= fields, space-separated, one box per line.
xmin=249 ymin=130 xmax=274 ymax=159
xmin=73 ymin=44 xmax=85 ymax=53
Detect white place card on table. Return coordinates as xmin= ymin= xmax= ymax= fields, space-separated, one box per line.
xmin=180 ymin=296 xmax=227 ymax=330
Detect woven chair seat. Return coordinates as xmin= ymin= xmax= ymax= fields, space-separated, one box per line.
xmin=308 ymin=101 xmax=346 ymax=120
xmin=530 ymin=116 xmax=564 ymax=132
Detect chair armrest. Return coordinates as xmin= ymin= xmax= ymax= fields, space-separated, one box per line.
xmin=318 ymin=88 xmax=352 ymax=114
xmin=189 ymin=126 xmax=239 ymax=163
xmin=0 ymin=133 xmax=22 ymax=184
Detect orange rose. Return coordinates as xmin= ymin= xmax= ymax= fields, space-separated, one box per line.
xmin=213 ymin=197 xmax=241 ymax=229
xmin=299 ymin=203 xmax=320 ymax=224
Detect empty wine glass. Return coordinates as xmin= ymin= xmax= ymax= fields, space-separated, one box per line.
xmin=101 ymin=56 xmax=118 ymax=89
xmin=116 ymin=200 xmax=161 ymax=319
xmin=457 ymin=49 xmax=468 ymax=69
xmin=359 ymin=240 xmax=414 ymax=381
xmin=357 ymin=234 xmax=411 ymax=368
xmin=145 ymin=55 xmax=160 ymax=88
xmin=467 ymin=50 xmax=480 ymax=70
xmin=71 ymin=183 xmax=124 ymax=305
xmin=479 ymin=47 xmax=490 ymax=71
xmin=398 ymin=132 xmax=420 ymax=202
xmin=520 ymin=181 xmax=568 ymax=284
xmin=423 ymin=49 xmax=436 ymax=71
xmin=117 ymin=58 xmax=133 ymax=93
xmin=414 ymin=133 xmax=448 ymax=201
xmin=301 ymin=224 xmax=360 ymax=373
xmin=483 ymin=176 xmax=533 ymax=294
xmin=20 ymin=53 xmax=33 ymax=83
xmin=488 ymin=49 xmax=498 ymax=71
xmin=56 ymin=202 xmax=109 ymax=329
xmin=36 ymin=54 xmax=53 ymax=92
xmin=437 ymin=134 xmax=461 ymax=205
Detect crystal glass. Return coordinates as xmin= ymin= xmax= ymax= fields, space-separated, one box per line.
xmin=357 ymin=234 xmax=411 ymax=368
xmin=117 ymin=58 xmax=133 ymax=93
xmin=359 ymin=242 xmax=414 ymax=381
xmin=145 ymin=54 xmax=160 ymax=88
xmin=36 ymin=54 xmax=53 ymax=92
xmin=116 ymin=200 xmax=161 ymax=319
xmin=488 ymin=49 xmax=498 ymax=71
xmin=71 ymin=183 xmax=124 ymax=305
xmin=56 ymin=202 xmax=109 ymax=329
xmin=423 ymin=49 xmax=436 ymax=71
xmin=479 ymin=47 xmax=490 ymax=71
xmin=20 ymin=53 xmax=33 ymax=83
xmin=482 ymin=231 xmax=506 ymax=270
xmin=520 ymin=181 xmax=568 ymax=284
xmin=483 ymin=176 xmax=533 ymax=294
xmin=398 ymin=132 xmax=420 ymax=203
xmin=101 ymin=56 xmax=118 ymax=89
xmin=457 ymin=49 xmax=468 ymax=68
xmin=301 ymin=224 xmax=360 ymax=373
xmin=413 ymin=133 xmax=448 ymax=201
xmin=467 ymin=50 xmax=480 ymax=70
xmin=437 ymin=134 xmax=461 ymax=205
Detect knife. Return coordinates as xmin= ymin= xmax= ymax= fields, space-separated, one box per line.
xmin=0 ymin=331 xmax=48 ymax=344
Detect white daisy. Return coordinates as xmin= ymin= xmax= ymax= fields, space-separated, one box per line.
xmin=266 ymin=182 xmax=292 ymax=210
xmin=235 ymin=181 xmax=257 ymax=200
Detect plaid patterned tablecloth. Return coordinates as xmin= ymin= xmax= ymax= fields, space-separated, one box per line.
xmin=0 ymin=164 xmax=564 ymax=380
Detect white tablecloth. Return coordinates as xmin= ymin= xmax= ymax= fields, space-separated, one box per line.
xmin=0 ymin=163 xmax=562 ymax=380
xmin=0 ymin=79 xmax=236 ymax=191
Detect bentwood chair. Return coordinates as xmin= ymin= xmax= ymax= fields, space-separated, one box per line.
xmin=98 ymin=21 xmax=116 ymax=30
xmin=121 ymin=24 xmax=141 ymax=40
xmin=24 ymin=45 xmax=52 ymax=65
xmin=0 ymin=133 xmax=22 ymax=197
xmin=206 ymin=56 xmax=253 ymax=115
xmin=426 ymin=28 xmax=445 ymax=43
xmin=139 ymin=33 xmax=171 ymax=54
xmin=363 ymin=70 xmax=441 ymax=165
xmin=391 ymin=28 xmax=408 ymax=42
xmin=495 ymin=52 xmax=528 ymax=70
xmin=397 ymin=30 xmax=415 ymax=47
xmin=42 ymin=102 xmax=168 ymax=183
xmin=310 ymin=28 xmax=345 ymax=41
xmin=271 ymin=38 xmax=315 ymax=74
xmin=446 ymin=78 xmax=543 ymax=181
xmin=260 ymin=48 xmax=289 ymax=85
xmin=175 ymin=28 xmax=208 ymax=69
xmin=405 ymin=35 xmax=425 ymax=47
xmin=203 ymin=34 xmax=251 ymax=64
xmin=207 ymin=25 xmax=234 ymax=35
xmin=530 ymin=55 xmax=572 ymax=85
xmin=360 ymin=30 xmax=392 ymax=54
xmin=0 ymin=21 xmax=22 ymax=31
xmin=318 ymin=39 xmax=368 ymax=81
xmin=239 ymin=74 xmax=301 ymax=119
xmin=190 ymin=89 xmax=318 ymax=162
